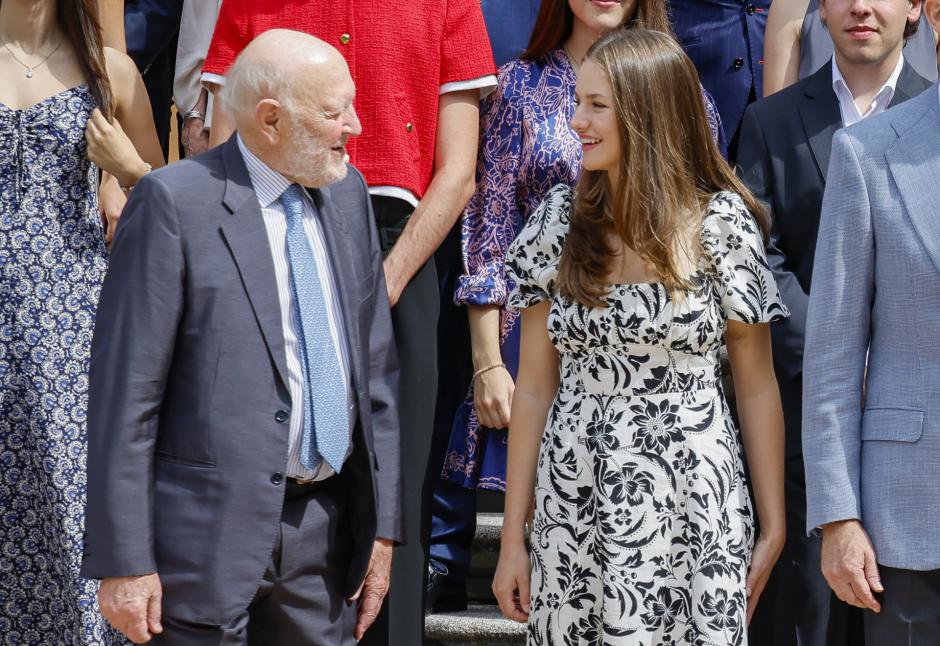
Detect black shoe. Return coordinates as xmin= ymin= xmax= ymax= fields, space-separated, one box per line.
xmin=425 ymin=561 xmax=468 ymax=613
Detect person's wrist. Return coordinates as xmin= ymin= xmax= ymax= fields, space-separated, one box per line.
xmin=472 ymin=350 xmax=503 ymax=369
xmin=119 ymin=160 xmax=152 ymax=189
xmin=500 ymin=518 xmax=528 ymax=543
xmin=821 ymin=518 xmax=860 ymax=535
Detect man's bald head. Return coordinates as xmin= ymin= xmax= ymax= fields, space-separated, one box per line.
xmin=218 ymin=29 xmax=361 ymax=188
xmin=221 ymin=29 xmax=348 ymax=120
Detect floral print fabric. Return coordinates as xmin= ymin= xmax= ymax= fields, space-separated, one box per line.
xmin=505 ymin=185 xmax=787 ymax=645
xmin=0 ymin=86 xmax=122 ymax=645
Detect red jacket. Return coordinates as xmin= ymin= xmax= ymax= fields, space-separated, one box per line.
xmin=203 ymin=0 xmax=496 ymax=200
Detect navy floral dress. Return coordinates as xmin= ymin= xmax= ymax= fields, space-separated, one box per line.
xmin=443 ymin=49 xmax=726 ymax=492
xmin=0 ymin=86 xmax=123 ymax=645
xmin=505 ymin=186 xmax=787 ymax=645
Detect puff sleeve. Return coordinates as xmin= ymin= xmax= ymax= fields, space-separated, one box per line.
xmin=505 ymin=184 xmax=573 ymax=309
xmin=702 ymin=192 xmax=790 ymax=324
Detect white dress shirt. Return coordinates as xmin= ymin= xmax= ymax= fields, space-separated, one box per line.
xmin=832 ymin=54 xmax=905 ymax=127
xmin=237 ymin=136 xmax=355 ymax=481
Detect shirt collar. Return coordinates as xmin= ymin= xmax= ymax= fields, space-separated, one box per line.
xmin=831 ymin=53 xmax=905 ymax=107
xmin=236 ymin=134 xmax=294 ymax=209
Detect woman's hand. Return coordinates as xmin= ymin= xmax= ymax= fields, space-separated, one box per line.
xmin=85 ymin=108 xmax=150 ymax=187
xmin=473 ymin=366 xmax=514 ymax=429
xmin=98 ymin=173 xmax=127 ymax=246
xmin=746 ymin=530 xmax=785 ymax=623
xmin=492 ymin=539 xmax=531 ymax=623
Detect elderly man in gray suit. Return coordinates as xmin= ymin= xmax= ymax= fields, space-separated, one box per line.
xmin=803 ymin=1 xmax=940 ymax=640
xmin=80 ymin=30 xmax=401 ymax=645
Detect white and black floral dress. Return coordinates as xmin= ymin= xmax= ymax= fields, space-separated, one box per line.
xmin=505 ymin=185 xmax=787 ymax=645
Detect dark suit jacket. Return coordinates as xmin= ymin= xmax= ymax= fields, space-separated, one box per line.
xmin=668 ymin=0 xmax=770 ymax=151
xmin=737 ymin=60 xmax=930 ymax=456
xmin=80 ymin=137 xmax=402 ymax=625
xmin=124 ymin=0 xmax=184 ymax=70
xmin=480 ymin=0 xmax=540 ymax=67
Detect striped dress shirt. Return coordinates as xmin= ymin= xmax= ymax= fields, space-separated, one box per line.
xmin=237 ymin=136 xmax=355 ymax=481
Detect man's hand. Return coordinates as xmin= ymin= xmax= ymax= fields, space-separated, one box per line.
xmin=98 ymin=573 xmax=163 ymax=643
xmin=820 ymin=519 xmax=882 ymax=612
xmin=350 ymin=538 xmax=393 ymax=640
xmin=181 ymin=117 xmax=210 ymax=158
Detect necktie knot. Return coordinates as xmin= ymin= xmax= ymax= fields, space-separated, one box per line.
xmin=281 ymin=184 xmax=306 ymax=222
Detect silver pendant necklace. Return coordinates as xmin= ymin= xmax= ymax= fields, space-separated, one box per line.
xmin=1 ymin=36 xmax=64 ymax=78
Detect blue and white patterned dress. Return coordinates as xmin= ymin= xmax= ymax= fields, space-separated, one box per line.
xmin=0 ymin=85 xmax=122 ymax=645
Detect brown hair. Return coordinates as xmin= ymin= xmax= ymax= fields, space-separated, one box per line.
xmin=522 ymin=0 xmax=673 ymax=61
xmin=557 ymin=29 xmax=768 ymax=307
xmin=60 ymin=0 xmax=114 ymax=118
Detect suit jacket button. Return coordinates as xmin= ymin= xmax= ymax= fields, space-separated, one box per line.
xmin=271 ymin=472 xmax=284 ymax=485
xmin=275 ymin=410 xmax=289 ymax=423
xmin=733 ymin=57 xmax=744 ymax=69
xmin=746 ymin=3 xmax=756 ymax=15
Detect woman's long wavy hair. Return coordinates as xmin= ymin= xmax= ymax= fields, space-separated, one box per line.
xmin=557 ymin=29 xmax=767 ymax=307
xmin=522 ymin=0 xmax=672 ymax=61
xmin=60 ymin=0 xmax=113 ymax=117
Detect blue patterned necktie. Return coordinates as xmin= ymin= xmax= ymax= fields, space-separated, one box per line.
xmin=280 ymin=184 xmax=349 ymax=472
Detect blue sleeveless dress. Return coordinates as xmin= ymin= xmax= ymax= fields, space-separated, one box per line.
xmin=0 ymin=85 xmax=124 ymax=645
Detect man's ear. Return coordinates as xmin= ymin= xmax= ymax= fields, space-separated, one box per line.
xmin=254 ymin=99 xmax=282 ymax=145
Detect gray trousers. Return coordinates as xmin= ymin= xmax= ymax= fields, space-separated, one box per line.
xmin=864 ymin=566 xmax=940 ymax=645
xmin=153 ymin=479 xmax=356 ymax=646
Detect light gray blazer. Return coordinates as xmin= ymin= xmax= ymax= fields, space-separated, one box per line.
xmin=803 ymin=82 xmax=940 ymax=571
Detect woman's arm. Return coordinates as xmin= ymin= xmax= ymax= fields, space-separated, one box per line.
xmin=762 ymin=0 xmax=809 ymax=96
xmin=88 ymin=48 xmax=165 ymax=243
xmin=725 ymin=320 xmax=785 ymax=622
xmin=469 ymin=305 xmax=515 ymax=429
xmin=98 ymin=0 xmax=126 ymax=53
xmin=492 ymin=301 xmax=559 ymax=622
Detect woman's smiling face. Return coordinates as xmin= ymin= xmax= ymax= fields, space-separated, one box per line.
xmin=571 ymin=59 xmax=621 ymax=177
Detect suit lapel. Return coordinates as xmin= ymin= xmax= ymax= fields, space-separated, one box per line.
xmin=799 ymin=63 xmax=843 ymax=181
xmin=885 ymin=88 xmax=940 ymax=277
xmin=309 ymin=185 xmax=364 ymax=391
xmin=889 ymin=61 xmax=929 ymax=108
xmin=217 ymin=139 xmax=291 ymax=388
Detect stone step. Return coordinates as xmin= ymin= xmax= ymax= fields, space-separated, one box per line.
xmin=425 ymin=603 xmax=526 ymax=645
xmin=467 ymin=512 xmax=502 ymax=602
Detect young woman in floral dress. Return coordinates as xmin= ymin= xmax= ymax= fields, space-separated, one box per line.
xmin=492 ymin=29 xmax=787 ymax=645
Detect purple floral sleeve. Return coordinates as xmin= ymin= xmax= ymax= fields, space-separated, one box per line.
xmin=454 ymin=62 xmax=529 ymax=307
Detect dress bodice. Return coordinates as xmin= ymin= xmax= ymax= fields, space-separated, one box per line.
xmin=0 ymin=85 xmax=97 ymax=209
xmin=507 ymin=185 xmax=788 ymax=400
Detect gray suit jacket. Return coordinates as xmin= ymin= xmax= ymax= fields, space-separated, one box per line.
xmin=738 ymin=61 xmax=931 ymax=457
xmin=803 ymin=83 xmax=940 ymax=571
xmin=80 ymin=137 xmax=402 ymax=624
